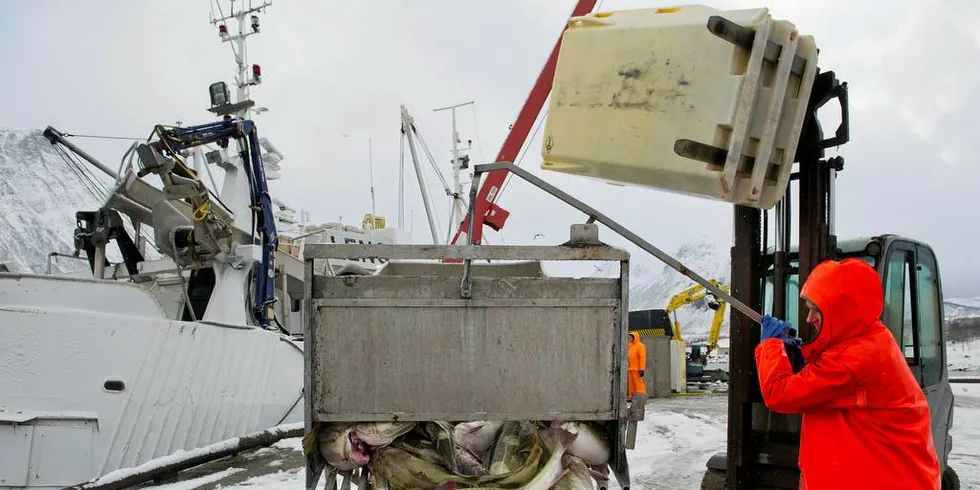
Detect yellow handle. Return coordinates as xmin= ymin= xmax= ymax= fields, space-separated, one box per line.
xmin=567 ymin=14 xmax=613 ymax=28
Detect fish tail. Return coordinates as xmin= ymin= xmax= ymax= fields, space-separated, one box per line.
xmin=540 ymin=428 xmax=577 ymax=453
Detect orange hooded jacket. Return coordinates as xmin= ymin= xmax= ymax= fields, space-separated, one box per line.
xmin=754 ymin=258 xmax=940 ymax=490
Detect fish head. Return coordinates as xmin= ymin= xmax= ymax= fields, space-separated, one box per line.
xmin=318 ymin=425 xmax=371 ymax=470
xmin=347 ymin=430 xmax=372 ymax=465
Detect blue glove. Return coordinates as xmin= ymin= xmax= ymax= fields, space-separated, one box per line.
xmin=638 ymin=370 xmax=645 ymax=377
xmin=762 ymin=314 xmax=792 ymax=340
xmin=782 ymin=336 xmax=807 ymax=373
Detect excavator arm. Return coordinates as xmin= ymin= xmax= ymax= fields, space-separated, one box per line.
xmin=665 ymin=279 xmax=730 ymax=349
xmin=704 ymin=285 xmax=729 ymax=356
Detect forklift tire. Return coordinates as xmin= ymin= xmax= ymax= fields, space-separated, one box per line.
xmin=699 ymin=468 xmax=727 ymax=490
xmin=942 ymin=466 xmax=960 ymax=490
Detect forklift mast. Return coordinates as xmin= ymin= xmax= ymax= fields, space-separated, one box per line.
xmin=725 ymin=70 xmax=849 ymax=489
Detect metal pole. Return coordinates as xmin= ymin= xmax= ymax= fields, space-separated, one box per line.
xmin=398 ymin=132 xmax=405 ymax=229
xmin=93 ymin=247 xmax=106 ymax=280
xmin=473 ymin=162 xmax=764 ymax=324
xmin=368 ymin=137 xmax=376 ymax=222
xmin=401 ymin=107 xmax=441 ymax=244
xmin=42 ymin=127 xmax=119 ymax=179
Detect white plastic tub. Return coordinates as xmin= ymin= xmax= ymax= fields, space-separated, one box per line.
xmin=540 ymin=5 xmax=819 ymax=209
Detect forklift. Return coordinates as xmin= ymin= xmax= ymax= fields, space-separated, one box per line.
xmin=698 ymin=67 xmax=960 ymax=490
xmin=435 ymin=3 xmax=958 ymax=487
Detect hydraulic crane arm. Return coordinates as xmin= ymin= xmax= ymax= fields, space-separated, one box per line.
xmin=449 ymin=0 xmax=598 ymax=245
xmin=139 ymin=118 xmax=279 ymax=329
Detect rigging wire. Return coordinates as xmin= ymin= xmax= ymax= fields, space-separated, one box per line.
xmin=59 ymin=145 xmax=106 ymax=195
xmin=411 ymin=124 xmax=454 ymax=196
xmin=496 ymin=109 xmax=547 ymax=201
xmin=53 ymin=145 xmax=106 ymax=199
xmin=214 ymin=0 xmax=242 ymax=70
xmin=61 ymin=133 xmax=144 ymax=141
xmin=469 ymin=103 xmax=488 ymax=165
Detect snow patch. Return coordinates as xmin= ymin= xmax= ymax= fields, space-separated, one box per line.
xmin=146 ymin=467 xmax=245 ymax=490
xmin=85 ymin=423 xmax=303 ymax=486
xmin=271 ymin=436 xmax=304 ymax=452
xmin=217 ymin=468 xmax=305 ymax=490
xmin=947 ymin=338 xmax=980 ymax=372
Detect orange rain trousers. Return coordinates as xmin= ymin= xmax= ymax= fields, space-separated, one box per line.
xmin=628 ymin=332 xmax=647 ymax=396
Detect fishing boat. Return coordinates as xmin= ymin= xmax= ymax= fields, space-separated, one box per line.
xmin=0 ymin=0 xmax=407 ymax=486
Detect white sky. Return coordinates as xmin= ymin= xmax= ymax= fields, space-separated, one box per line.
xmin=1 ymin=0 xmax=978 ymax=296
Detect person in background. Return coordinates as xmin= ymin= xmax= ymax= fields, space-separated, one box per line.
xmin=755 ymin=258 xmax=940 ymax=490
xmin=627 ymin=332 xmax=647 ymax=398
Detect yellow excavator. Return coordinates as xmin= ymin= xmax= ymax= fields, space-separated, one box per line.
xmin=665 ymin=279 xmax=729 ymax=381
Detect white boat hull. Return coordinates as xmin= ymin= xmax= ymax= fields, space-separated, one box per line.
xmin=0 ymin=274 xmax=304 ymax=489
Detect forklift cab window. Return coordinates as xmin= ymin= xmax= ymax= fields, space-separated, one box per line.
xmin=883 ymin=249 xmax=918 ymax=362
xmin=915 ymin=246 xmax=944 ymax=386
xmin=881 ymin=242 xmax=946 ymax=387
xmin=763 ymin=274 xmax=800 ymax=326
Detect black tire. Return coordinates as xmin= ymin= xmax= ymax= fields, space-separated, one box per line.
xmin=700 ymin=468 xmax=727 ymax=490
xmin=942 ymin=466 xmax=960 ymax=490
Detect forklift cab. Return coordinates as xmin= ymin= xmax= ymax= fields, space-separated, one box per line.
xmin=702 ymin=235 xmax=958 ymax=489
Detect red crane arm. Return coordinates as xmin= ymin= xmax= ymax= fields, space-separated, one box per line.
xmin=449 ymin=0 xmax=598 ymax=245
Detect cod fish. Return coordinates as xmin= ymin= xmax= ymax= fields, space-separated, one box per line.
xmin=455 ymin=444 xmax=489 ymax=477
xmin=470 ymin=429 xmax=545 ymax=489
xmin=487 ymin=421 xmax=535 ymax=476
xmin=420 ymin=421 xmax=488 ymax=478
xmin=453 ymin=421 xmax=504 ymax=456
xmin=557 ymin=422 xmax=610 ymax=466
xmin=553 ymin=455 xmax=595 ymax=490
xmin=370 ymin=445 xmax=466 ymax=490
xmin=353 ymin=421 xmax=416 ymax=448
xmin=457 ymin=428 xmax=578 ymax=490
xmin=318 ymin=423 xmax=371 ymax=471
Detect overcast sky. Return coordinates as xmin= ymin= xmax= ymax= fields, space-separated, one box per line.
xmin=1 ymin=0 xmax=977 ymax=297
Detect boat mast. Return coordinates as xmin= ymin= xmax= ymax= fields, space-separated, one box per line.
xmin=368 ymin=137 xmax=377 ymax=228
xmin=399 ymin=105 xmax=441 ymax=244
xmin=433 ymin=101 xmax=473 ymax=243
xmin=210 ymin=0 xmax=271 ymax=120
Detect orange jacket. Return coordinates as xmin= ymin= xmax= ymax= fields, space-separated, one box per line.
xmin=755 ymin=258 xmax=940 ymax=490
xmin=628 ymin=332 xmax=646 ymax=372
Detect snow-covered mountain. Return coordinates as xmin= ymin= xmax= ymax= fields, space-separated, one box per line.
xmin=623 ymin=241 xmax=732 ymax=343
xmin=0 ymin=128 xmax=108 ymax=275
xmin=947 ymin=298 xmax=980 ymax=320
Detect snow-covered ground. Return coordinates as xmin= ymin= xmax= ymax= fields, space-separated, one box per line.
xmin=142 ymin=385 xmax=980 ymax=489
xmin=948 ymin=337 xmax=980 ymax=373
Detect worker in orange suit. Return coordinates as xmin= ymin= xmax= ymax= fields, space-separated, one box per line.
xmin=755 ymin=258 xmax=940 ymax=490
xmin=627 ymin=332 xmax=647 ymax=397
